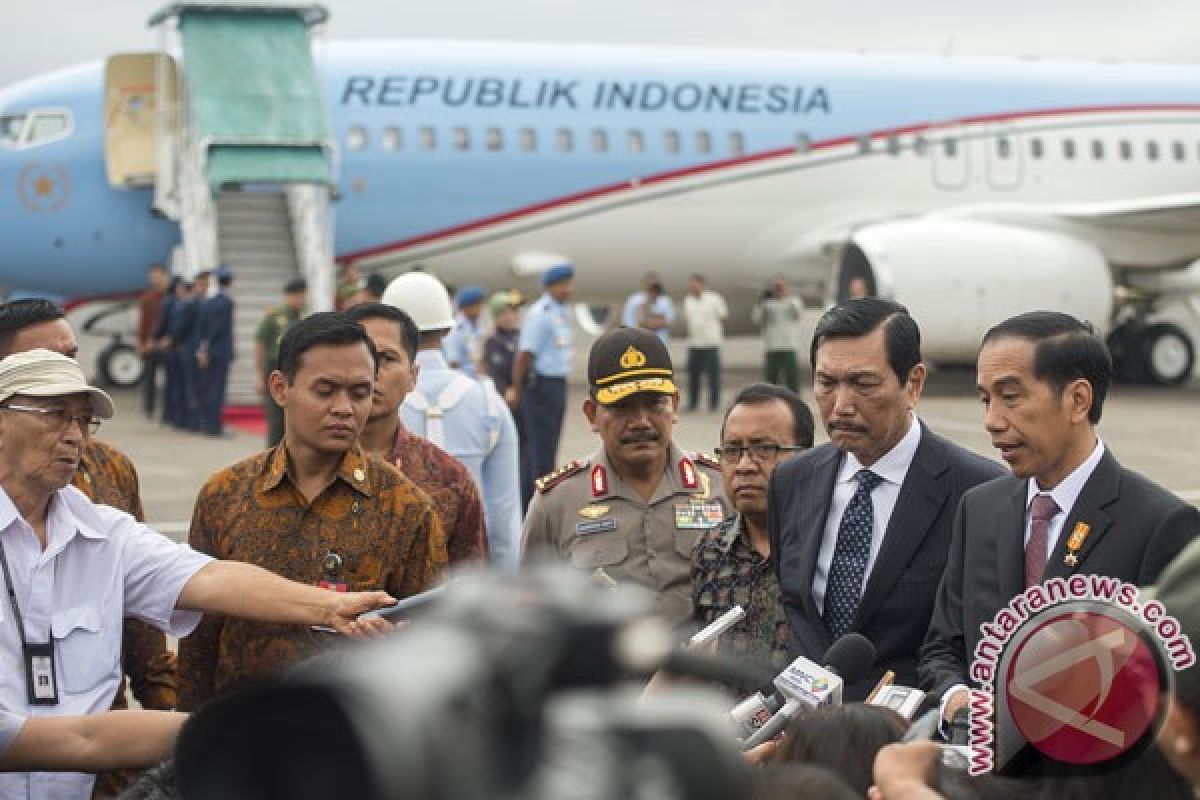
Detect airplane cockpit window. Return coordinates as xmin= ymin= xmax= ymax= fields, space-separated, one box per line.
xmin=28 ymin=112 xmax=68 ymax=143
xmin=1030 ymin=137 xmax=1043 ymax=159
xmin=519 ymin=128 xmax=536 ymax=152
xmin=1172 ymin=141 xmax=1185 ymax=161
xmin=1146 ymin=141 xmax=1159 ymax=161
xmin=943 ymin=138 xmax=958 ymax=158
xmin=0 ymin=113 xmax=26 ymax=146
xmin=695 ymin=131 xmax=712 ymax=155
xmin=663 ymin=130 xmax=680 ymax=154
xmin=1091 ymin=140 xmax=1104 ymax=160
xmin=729 ymin=132 xmax=745 ymax=156
xmin=452 ymin=127 xmax=470 ymax=151
xmin=591 ymin=129 xmax=608 ymax=153
xmin=485 ymin=128 xmax=503 ymax=152
xmin=795 ymin=133 xmax=810 ymax=153
xmin=556 ymin=128 xmax=573 ymax=153
xmin=382 ymin=127 xmax=402 ymax=151
xmin=419 ymin=126 xmax=436 ymax=151
xmin=628 ymin=130 xmax=644 ymax=154
xmin=1119 ymin=140 xmax=1133 ymax=160
xmin=1062 ymin=139 xmax=1076 ymax=159
xmin=347 ymin=125 xmax=367 ymax=151
xmin=995 ymin=137 xmax=1011 ymax=159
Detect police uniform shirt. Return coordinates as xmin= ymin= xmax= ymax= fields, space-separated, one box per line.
xmin=517 ymin=293 xmax=572 ymax=377
xmin=520 ymin=443 xmax=726 ymax=625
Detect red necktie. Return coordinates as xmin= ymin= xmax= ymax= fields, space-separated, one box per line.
xmin=1025 ymin=493 xmax=1060 ymax=587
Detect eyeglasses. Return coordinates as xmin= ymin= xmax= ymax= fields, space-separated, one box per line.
xmin=714 ymin=443 xmax=805 ymax=464
xmin=1 ymin=404 xmax=101 ymax=436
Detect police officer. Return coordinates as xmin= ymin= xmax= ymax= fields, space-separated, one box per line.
xmin=443 ymin=285 xmax=485 ymax=377
xmin=509 ymin=264 xmax=575 ymax=509
xmin=255 ymin=277 xmax=307 ymax=447
xmin=521 ymin=327 xmax=727 ymax=625
xmin=383 ymin=272 xmax=523 ymax=569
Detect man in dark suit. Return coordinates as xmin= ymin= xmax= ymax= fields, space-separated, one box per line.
xmin=768 ymin=299 xmax=1003 ymax=700
xmin=920 ymin=311 xmax=1200 ymax=724
xmin=195 ymin=266 xmax=235 ymax=436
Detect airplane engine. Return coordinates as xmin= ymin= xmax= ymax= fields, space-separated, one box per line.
xmin=838 ymin=219 xmax=1114 ymax=364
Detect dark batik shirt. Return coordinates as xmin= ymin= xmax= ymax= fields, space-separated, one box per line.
xmin=389 ymin=424 xmax=487 ymax=565
xmin=692 ymin=515 xmax=791 ymax=694
xmin=178 ymin=444 xmax=447 ymax=709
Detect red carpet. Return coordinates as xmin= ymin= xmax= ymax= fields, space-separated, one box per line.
xmin=223 ymin=405 xmax=266 ymax=436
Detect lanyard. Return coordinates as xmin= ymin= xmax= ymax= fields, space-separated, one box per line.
xmin=0 ymin=539 xmax=27 ymax=647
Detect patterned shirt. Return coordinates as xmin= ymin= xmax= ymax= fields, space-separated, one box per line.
xmin=178 ymin=445 xmax=447 ymax=709
xmin=388 ymin=424 xmax=487 ymax=565
xmin=692 ymin=515 xmax=791 ymax=694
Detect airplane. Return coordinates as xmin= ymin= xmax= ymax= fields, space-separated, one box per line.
xmin=1 ymin=40 xmax=1199 ymax=386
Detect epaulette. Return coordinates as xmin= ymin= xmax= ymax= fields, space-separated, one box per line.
xmin=535 ymin=459 xmax=587 ymax=494
xmin=692 ymin=452 xmax=720 ymax=470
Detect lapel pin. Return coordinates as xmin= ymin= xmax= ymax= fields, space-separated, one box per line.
xmin=1064 ymin=522 xmax=1091 ymax=568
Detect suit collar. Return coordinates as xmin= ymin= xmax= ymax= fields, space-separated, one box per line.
xmin=792 ymin=444 xmax=843 ymax=635
xmin=1043 ymin=448 xmax=1120 ymax=581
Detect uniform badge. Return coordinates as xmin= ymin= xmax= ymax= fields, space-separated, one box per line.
xmin=695 ymin=473 xmax=712 ymax=500
xmin=579 ymin=504 xmax=610 ymax=519
xmin=619 ymin=346 xmax=647 ymax=369
xmin=675 ymin=501 xmax=725 ymax=529
xmin=1064 ymin=522 xmax=1091 ymax=568
xmin=591 ymin=465 xmax=609 ymax=497
xmin=576 ymin=518 xmax=619 ymax=535
xmin=679 ymin=457 xmax=698 ymax=490
xmin=353 ymin=468 xmax=366 ymax=482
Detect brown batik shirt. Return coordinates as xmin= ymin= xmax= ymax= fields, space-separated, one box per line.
xmin=74 ymin=440 xmax=178 ymax=800
xmin=692 ymin=514 xmax=791 ymax=695
xmin=178 ymin=444 xmax=448 ymax=709
xmin=388 ymin=424 xmax=487 ymax=565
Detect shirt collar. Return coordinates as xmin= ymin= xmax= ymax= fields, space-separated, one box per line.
xmin=837 ymin=414 xmax=923 ymax=486
xmin=716 ymin=514 xmax=744 ymax=554
xmin=1026 ymin=438 xmax=1105 ymax=514
xmin=257 ymin=443 xmax=375 ymax=498
xmin=592 ymin=442 xmax=688 ymax=500
xmin=415 ymin=349 xmax=449 ymax=371
xmin=0 ymin=485 xmax=105 ymax=563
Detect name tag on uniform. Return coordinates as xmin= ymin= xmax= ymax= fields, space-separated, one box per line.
xmin=576 ymin=518 xmax=618 ymax=535
xmin=675 ymin=501 xmax=724 ymax=529
xmin=25 ymin=642 xmax=58 ymax=705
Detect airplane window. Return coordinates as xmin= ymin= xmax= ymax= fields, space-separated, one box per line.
xmin=857 ymin=135 xmax=871 ymax=154
xmin=591 ymin=129 xmax=608 ymax=153
xmin=995 ymin=137 xmax=1011 ymax=159
xmin=519 ymin=128 xmax=537 ymax=152
xmin=1030 ymin=138 xmax=1043 ymax=159
xmin=886 ymin=136 xmax=901 ymax=156
xmin=664 ymin=130 xmax=681 ymax=154
xmin=347 ymin=125 xmax=367 ymax=151
xmin=557 ymin=128 xmax=573 ymax=153
xmin=943 ymin=138 xmax=957 ymax=158
xmin=382 ymin=127 xmax=402 ymax=152
xmin=695 ymin=131 xmax=712 ymax=155
xmin=795 ymin=133 xmax=810 ymax=153
xmin=628 ymin=130 xmax=644 ymax=154
xmin=1119 ymin=140 xmax=1133 ymax=160
xmin=485 ymin=127 xmax=503 ymax=152
xmin=0 ymin=113 xmax=26 ymax=146
xmin=1147 ymin=141 xmax=1159 ymax=161
xmin=27 ymin=113 xmax=67 ymax=144
xmin=418 ymin=126 xmax=436 ymax=151
xmin=1062 ymin=139 xmax=1076 ymax=159
xmin=452 ymin=127 xmax=470 ymax=151
xmin=1091 ymin=140 xmax=1104 ymax=160
xmin=729 ymin=132 xmax=745 ymax=156
xmin=913 ymin=136 xmax=928 ymax=156
xmin=1173 ymin=141 xmax=1186 ymax=161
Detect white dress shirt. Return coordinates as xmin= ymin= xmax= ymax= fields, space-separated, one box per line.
xmin=1024 ymin=438 xmax=1106 ymax=560
xmin=813 ymin=417 xmax=923 ymax=614
xmin=0 ymin=709 xmax=22 ymax=758
xmin=0 ymin=485 xmax=211 ymax=800
xmin=682 ymin=290 xmax=728 ymax=347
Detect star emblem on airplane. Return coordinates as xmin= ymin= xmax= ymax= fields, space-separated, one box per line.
xmin=17 ymin=162 xmax=70 ymax=212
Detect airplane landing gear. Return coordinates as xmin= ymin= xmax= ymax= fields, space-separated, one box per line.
xmin=1108 ymin=321 xmax=1195 ymax=387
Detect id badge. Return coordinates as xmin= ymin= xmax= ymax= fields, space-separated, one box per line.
xmin=24 ymin=642 xmax=58 ymax=705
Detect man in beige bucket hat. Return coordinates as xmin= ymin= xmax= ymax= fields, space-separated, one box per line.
xmin=0 ymin=349 xmax=396 ymax=800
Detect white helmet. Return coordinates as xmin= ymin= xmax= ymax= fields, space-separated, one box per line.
xmin=381 ymin=272 xmax=455 ymax=332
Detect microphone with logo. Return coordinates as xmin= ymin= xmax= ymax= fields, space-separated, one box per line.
xmin=738 ymin=633 xmax=877 ymax=751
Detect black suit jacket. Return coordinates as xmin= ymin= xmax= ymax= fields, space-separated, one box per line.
xmin=919 ymin=447 xmax=1200 ymax=701
xmin=768 ymin=422 xmax=1004 ymax=700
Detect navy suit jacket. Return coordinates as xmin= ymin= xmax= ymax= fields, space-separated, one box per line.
xmin=197 ymin=292 xmax=234 ymax=362
xmin=768 ymin=422 xmax=1004 ymax=700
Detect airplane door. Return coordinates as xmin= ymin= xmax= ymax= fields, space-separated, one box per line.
xmin=985 ymin=125 xmax=1023 ymax=190
xmin=931 ymin=126 xmax=969 ymax=190
xmin=104 ymin=53 xmax=177 ymax=188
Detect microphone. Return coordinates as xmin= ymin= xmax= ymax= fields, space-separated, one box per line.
xmin=358 ymin=585 xmax=447 ymax=623
xmin=865 ymin=684 xmax=927 ymax=720
xmin=740 ymin=633 xmax=876 ymax=751
xmin=730 ymin=691 xmax=782 ymax=739
xmin=947 ymin=706 xmax=970 ymax=746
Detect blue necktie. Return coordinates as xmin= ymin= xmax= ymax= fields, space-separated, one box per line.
xmin=824 ymin=469 xmax=883 ymax=640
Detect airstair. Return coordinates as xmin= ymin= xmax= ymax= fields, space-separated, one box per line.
xmin=109 ymin=2 xmax=337 ymax=404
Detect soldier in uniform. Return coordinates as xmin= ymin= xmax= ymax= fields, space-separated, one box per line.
xmin=521 ymin=327 xmax=727 ymax=625
xmin=255 ymin=277 xmax=307 ymax=447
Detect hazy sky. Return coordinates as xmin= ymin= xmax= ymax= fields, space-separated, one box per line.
xmin=3 ymin=1 xmax=1200 ymax=88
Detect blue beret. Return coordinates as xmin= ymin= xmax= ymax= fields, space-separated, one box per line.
xmin=542 ymin=264 xmax=575 ymax=287
xmin=214 ymin=265 xmax=233 ymax=280
xmin=456 ymin=286 xmax=485 ymax=308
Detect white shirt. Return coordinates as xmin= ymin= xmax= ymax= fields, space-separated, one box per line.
xmin=0 ymin=485 xmax=211 ymax=800
xmin=682 ymin=290 xmax=728 ymax=347
xmin=1024 ymin=438 xmax=1106 ymax=560
xmin=813 ymin=417 xmax=923 ymax=614
xmin=0 ymin=710 xmax=22 ymax=758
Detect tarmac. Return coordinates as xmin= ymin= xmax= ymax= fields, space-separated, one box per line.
xmin=86 ymin=336 xmax=1200 ymax=538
